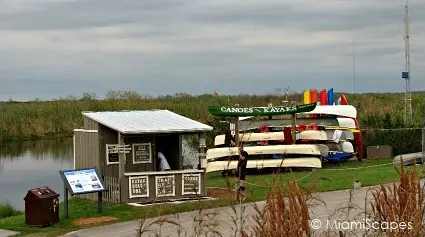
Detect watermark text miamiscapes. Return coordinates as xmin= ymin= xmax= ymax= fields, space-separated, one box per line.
xmin=310 ymin=219 xmax=413 ymax=231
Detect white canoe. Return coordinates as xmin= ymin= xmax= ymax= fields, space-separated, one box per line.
xmin=296 ymin=130 xmax=328 ymax=140
xmin=326 ymin=141 xmax=354 ymax=153
xmin=302 ymin=105 xmax=357 ymax=118
xmin=214 ymin=130 xmax=353 ymax=146
xmin=215 ymin=131 xmax=327 ymax=146
xmin=393 ymin=152 xmax=424 ymax=166
xmin=206 ymin=144 xmax=329 ymax=160
xmin=206 ymin=157 xmax=322 ymax=173
xmin=336 ymin=117 xmax=356 ymax=129
xmin=214 ymin=132 xmax=285 ymax=146
xmin=324 ymin=130 xmax=354 ymax=142
xmin=341 ymin=141 xmax=354 ymax=153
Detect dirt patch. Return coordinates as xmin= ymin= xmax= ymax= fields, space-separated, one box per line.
xmin=74 ymin=216 xmax=118 ymax=227
xmin=208 ymin=188 xmax=236 ymax=199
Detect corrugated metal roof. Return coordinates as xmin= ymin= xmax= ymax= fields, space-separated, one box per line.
xmin=82 ymin=110 xmax=213 ymax=134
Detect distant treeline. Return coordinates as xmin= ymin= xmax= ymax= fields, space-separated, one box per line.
xmin=0 ymin=90 xmax=424 ymax=155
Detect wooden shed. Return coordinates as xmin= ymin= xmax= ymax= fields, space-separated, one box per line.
xmin=73 ymin=110 xmax=213 ymax=204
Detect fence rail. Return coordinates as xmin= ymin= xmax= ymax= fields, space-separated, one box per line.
xmin=104 ymin=176 xmax=120 ymax=203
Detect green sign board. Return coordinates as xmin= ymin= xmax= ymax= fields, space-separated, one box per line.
xmin=208 ymin=102 xmax=317 ymax=117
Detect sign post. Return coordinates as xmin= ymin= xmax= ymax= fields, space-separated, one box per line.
xmin=59 ymin=168 xmax=108 ymax=218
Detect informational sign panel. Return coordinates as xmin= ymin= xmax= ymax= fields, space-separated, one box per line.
xmin=106 ymin=144 xmax=131 ymax=165
xmin=132 ymin=143 xmax=152 ymax=164
xmin=106 ymin=144 xmax=119 ymax=164
xmin=129 ymin=176 xmax=149 ymax=198
xmin=59 ymin=168 xmax=107 ymax=195
xmin=182 ymin=173 xmax=201 ymax=195
xmin=155 ymin=175 xmax=175 ymax=197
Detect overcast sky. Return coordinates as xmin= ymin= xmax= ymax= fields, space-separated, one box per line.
xmin=0 ymin=0 xmax=424 ymax=101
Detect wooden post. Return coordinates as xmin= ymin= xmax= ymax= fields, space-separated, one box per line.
xmin=234 ymin=104 xmax=240 ymax=148
xmin=97 ymin=191 xmax=103 ymax=213
xmin=268 ymin=102 xmax=272 ymax=120
xmin=235 ymin=118 xmax=240 ymax=147
xmin=291 ymin=114 xmax=296 ymax=144
xmin=416 ymin=128 xmax=425 ymax=170
xmin=64 ymin=186 xmax=69 ymax=218
xmin=421 ymin=102 xmax=425 ymax=170
xmin=199 ymin=133 xmax=207 ymax=196
xmin=118 ymin=132 xmax=125 ymax=203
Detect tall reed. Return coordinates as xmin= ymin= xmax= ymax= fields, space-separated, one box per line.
xmin=369 ymin=161 xmax=425 ymax=237
xmin=1 ymin=91 xmax=424 ymax=155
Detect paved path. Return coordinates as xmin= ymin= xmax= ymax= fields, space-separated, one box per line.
xmin=60 ymin=185 xmax=379 ymax=237
xmin=0 ymin=229 xmax=18 ymax=237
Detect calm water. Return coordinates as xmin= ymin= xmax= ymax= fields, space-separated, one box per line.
xmin=0 ymin=137 xmax=198 ymax=210
xmin=0 ymin=138 xmax=73 ymax=210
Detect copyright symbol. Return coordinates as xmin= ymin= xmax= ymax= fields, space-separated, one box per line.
xmin=310 ymin=219 xmax=321 ymax=229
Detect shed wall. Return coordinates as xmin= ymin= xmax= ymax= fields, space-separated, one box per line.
xmin=123 ymin=135 xmax=156 ymax=172
xmin=84 ymin=117 xmax=99 ymax=130
xmin=73 ymin=129 xmax=99 ymax=201
xmin=98 ymin=124 xmax=119 ymax=177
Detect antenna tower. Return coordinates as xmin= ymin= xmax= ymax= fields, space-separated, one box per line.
xmin=403 ymin=1 xmax=412 ymax=123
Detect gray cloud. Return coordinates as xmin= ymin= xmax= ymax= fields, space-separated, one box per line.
xmin=0 ymin=0 xmax=424 ymax=101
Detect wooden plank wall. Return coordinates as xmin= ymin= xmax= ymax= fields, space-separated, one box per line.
xmin=123 ymin=135 xmax=156 ymax=173
xmin=98 ymin=124 xmax=119 ymax=177
xmin=84 ymin=117 xmax=99 ymax=130
xmin=74 ymin=129 xmax=100 ymax=201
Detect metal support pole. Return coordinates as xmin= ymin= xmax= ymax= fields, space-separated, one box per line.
xmin=0 ymin=103 xmax=2 ymax=144
xmin=64 ymin=186 xmax=69 ymax=218
xmin=97 ymin=191 xmax=102 ymax=213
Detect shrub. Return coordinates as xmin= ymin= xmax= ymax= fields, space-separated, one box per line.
xmin=0 ymin=203 xmax=21 ymax=219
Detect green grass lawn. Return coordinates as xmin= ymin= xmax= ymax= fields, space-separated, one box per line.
xmin=0 ymin=157 xmax=415 ymax=236
xmin=0 ymin=198 xmax=235 ymax=237
xmin=207 ymin=158 xmax=408 ymax=200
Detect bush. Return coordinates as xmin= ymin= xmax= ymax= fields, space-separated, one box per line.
xmin=362 ymin=129 xmax=422 ymax=156
xmin=0 ymin=203 xmax=21 ymax=219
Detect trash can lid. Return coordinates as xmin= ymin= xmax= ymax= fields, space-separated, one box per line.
xmin=24 ymin=186 xmax=60 ymax=200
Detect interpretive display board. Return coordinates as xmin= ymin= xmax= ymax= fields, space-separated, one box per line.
xmin=59 ymin=168 xmax=107 ymax=195
xmin=59 ymin=167 xmax=108 ymax=217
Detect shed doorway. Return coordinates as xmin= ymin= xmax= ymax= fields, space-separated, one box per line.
xmin=155 ymin=135 xmax=180 ymax=171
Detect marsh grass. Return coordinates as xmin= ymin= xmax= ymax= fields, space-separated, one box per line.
xmin=249 ymin=175 xmax=316 ymax=237
xmin=368 ymin=159 xmax=425 ymax=237
xmin=1 ymin=91 xmax=424 ymax=154
xmin=0 ymin=202 xmax=21 ymax=219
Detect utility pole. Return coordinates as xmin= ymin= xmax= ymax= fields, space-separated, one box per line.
xmin=403 ymin=0 xmax=413 ymax=123
xmin=353 ymin=37 xmax=356 ymax=94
